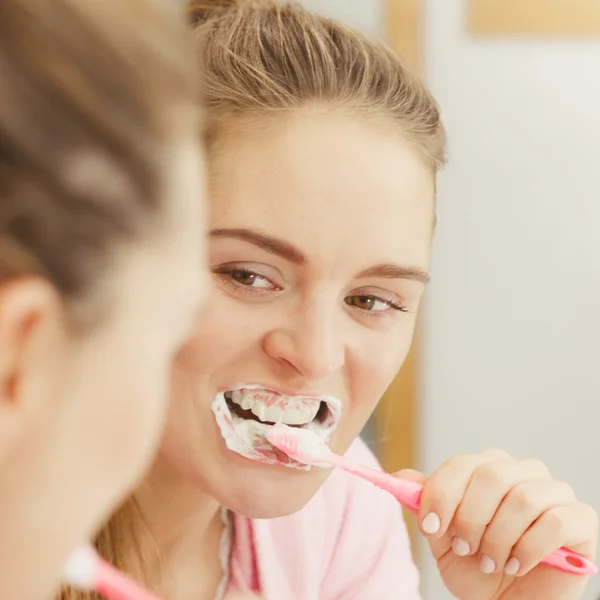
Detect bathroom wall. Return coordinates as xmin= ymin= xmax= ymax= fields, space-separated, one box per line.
xmin=298 ymin=0 xmax=384 ymax=38
xmin=421 ymin=2 xmax=600 ymax=598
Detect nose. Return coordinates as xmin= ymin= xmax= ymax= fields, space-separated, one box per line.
xmin=262 ymin=305 xmax=345 ymax=382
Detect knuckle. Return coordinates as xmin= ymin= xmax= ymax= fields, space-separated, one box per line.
xmin=472 ymin=461 xmax=508 ymax=488
xmin=554 ymin=480 xmax=576 ymax=501
xmin=579 ymin=502 xmax=599 ymax=527
xmin=523 ymin=458 xmax=551 ymax=478
xmin=507 ymin=486 xmax=537 ymax=514
xmin=542 ymin=509 xmax=568 ymax=539
xmin=440 ymin=454 xmax=469 ymax=472
xmin=587 ymin=504 xmax=600 ymax=532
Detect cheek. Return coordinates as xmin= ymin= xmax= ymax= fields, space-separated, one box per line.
xmin=350 ymin=322 xmax=416 ymax=407
xmin=175 ymin=297 xmax=274 ymax=372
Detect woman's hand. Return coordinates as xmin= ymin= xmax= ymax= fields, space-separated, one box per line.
xmin=396 ymin=449 xmax=598 ymax=600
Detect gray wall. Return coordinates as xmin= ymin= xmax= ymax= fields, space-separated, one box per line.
xmin=298 ymin=0 xmax=385 ymax=38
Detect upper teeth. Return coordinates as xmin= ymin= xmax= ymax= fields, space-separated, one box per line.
xmin=229 ymin=389 xmax=321 ymax=426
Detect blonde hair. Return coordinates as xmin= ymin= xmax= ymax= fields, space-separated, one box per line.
xmin=190 ymin=0 xmax=446 ymax=170
xmin=1 ymin=0 xmax=199 ymax=325
xmin=61 ymin=1 xmax=445 ymax=596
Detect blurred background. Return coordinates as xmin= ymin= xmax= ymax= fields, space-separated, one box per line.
xmin=299 ymin=1 xmax=600 ymax=599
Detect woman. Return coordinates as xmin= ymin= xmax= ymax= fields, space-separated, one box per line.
xmin=66 ymin=2 xmax=597 ymax=599
xmin=0 ymin=1 xmax=207 ymax=599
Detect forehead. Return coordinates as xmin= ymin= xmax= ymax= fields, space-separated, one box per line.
xmin=209 ymin=110 xmax=435 ymax=270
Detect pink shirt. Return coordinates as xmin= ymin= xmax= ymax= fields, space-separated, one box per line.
xmin=226 ymin=438 xmax=422 ymax=599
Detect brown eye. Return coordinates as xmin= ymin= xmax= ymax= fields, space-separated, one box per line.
xmin=213 ymin=264 xmax=280 ymax=292
xmin=344 ymin=294 xmax=405 ymax=314
xmin=346 ymin=295 xmax=377 ymax=310
xmin=231 ymin=269 xmax=258 ymax=286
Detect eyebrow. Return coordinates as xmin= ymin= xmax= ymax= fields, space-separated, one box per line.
xmin=210 ymin=228 xmax=306 ymax=264
xmin=210 ymin=227 xmax=429 ymax=283
xmin=356 ymin=263 xmax=430 ymax=284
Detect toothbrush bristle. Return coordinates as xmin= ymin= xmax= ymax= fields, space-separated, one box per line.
xmin=266 ymin=429 xmax=299 ymax=456
xmin=265 ymin=426 xmax=329 ymax=466
xmin=281 ymin=438 xmax=300 ymax=457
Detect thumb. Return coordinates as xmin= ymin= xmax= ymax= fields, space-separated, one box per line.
xmin=394 ymin=469 xmax=453 ymax=561
xmin=391 ymin=469 xmax=427 ymax=517
xmin=393 ymin=468 xmax=428 ymax=484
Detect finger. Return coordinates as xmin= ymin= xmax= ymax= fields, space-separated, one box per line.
xmin=394 ymin=468 xmax=427 ymax=485
xmin=393 ymin=467 xmax=428 ymax=513
xmin=392 ymin=469 xmax=428 ymax=521
xmin=451 ymin=458 xmax=551 ymax=559
xmin=418 ymin=449 xmax=509 ymax=544
xmin=476 ymin=480 xmax=576 ymax=574
xmin=506 ymin=502 xmax=597 ymax=577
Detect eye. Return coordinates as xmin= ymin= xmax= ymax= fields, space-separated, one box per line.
xmin=213 ymin=264 xmax=283 ymax=294
xmin=229 ymin=268 xmax=271 ymax=289
xmin=344 ymin=294 xmax=407 ymax=313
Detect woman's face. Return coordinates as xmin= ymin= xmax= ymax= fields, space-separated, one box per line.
xmin=161 ymin=110 xmax=435 ymax=517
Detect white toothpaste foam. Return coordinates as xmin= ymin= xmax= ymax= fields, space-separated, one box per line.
xmin=211 ymin=384 xmax=342 ymax=470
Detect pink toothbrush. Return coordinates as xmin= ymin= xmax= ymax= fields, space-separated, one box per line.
xmin=64 ymin=545 xmax=164 ymax=600
xmin=265 ymin=426 xmax=597 ymax=577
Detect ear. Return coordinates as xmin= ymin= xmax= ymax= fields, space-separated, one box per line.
xmin=0 ymin=278 xmax=64 ymax=461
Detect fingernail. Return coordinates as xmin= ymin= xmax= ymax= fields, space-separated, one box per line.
xmin=451 ymin=537 xmax=471 ymax=557
xmin=480 ymin=555 xmax=496 ymax=574
xmin=505 ymin=557 xmax=520 ymax=576
xmin=422 ymin=512 xmax=441 ymax=534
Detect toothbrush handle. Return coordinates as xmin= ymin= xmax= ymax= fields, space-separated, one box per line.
xmin=331 ymin=455 xmax=423 ymax=510
xmin=540 ymin=546 xmax=597 ymax=576
xmin=96 ymin=558 xmax=165 ymax=600
xmin=331 ymin=456 xmax=597 ymax=576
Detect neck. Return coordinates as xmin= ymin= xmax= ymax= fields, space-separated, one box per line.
xmin=133 ymin=453 xmax=224 ymax=598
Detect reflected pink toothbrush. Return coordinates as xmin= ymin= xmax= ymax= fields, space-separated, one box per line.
xmin=64 ymin=545 xmax=164 ymax=600
xmin=265 ymin=426 xmax=597 ymax=577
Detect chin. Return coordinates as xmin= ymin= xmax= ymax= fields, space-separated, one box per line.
xmin=205 ymin=384 xmax=352 ymax=518
xmin=214 ymin=450 xmax=333 ymax=519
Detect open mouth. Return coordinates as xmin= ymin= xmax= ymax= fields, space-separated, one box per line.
xmin=212 ymin=384 xmax=342 ymax=470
